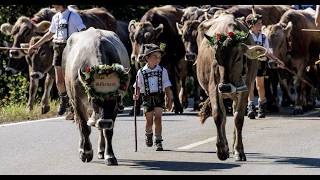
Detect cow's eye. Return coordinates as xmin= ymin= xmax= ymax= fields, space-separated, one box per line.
xmin=40 ymin=51 xmax=46 ymax=57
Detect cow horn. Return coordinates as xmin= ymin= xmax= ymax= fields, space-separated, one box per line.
xmin=204 ymin=33 xmax=212 ymax=42
xmin=176 ymin=22 xmax=183 ymax=35
xmin=78 ymin=69 xmax=86 ymax=86
xmin=0 ymin=23 xmax=13 ymax=35
xmin=154 ymin=24 xmax=164 ymax=38
xmin=252 ymin=5 xmax=256 ymax=17
xmin=284 ymin=21 xmax=293 ymax=38
xmin=128 ymin=20 xmax=136 ymax=33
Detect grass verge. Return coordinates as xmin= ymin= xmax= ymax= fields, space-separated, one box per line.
xmin=0 ymin=100 xmax=60 ymax=124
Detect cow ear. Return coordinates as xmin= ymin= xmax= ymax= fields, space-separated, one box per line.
xmin=284 ymin=21 xmax=293 ymax=38
xmin=35 ymin=21 xmax=51 ymax=33
xmin=128 ymin=20 xmax=136 ymax=33
xmin=204 ymin=33 xmax=211 ymax=42
xmin=0 ymin=23 xmax=13 ymax=35
xmin=154 ymin=24 xmax=163 ymax=38
xmin=176 ymin=22 xmax=183 ymax=35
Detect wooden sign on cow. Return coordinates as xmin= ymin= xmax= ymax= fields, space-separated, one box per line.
xmin=93 ymin=72 xmax=120 ymax=94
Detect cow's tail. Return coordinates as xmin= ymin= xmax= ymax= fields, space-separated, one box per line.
xmin=199 ymin=97 xmax=212 ymax=124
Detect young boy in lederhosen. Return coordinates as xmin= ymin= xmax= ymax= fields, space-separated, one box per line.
xmin=28 ymin=5 xmax=86 ymax=116
xmin=245 ymin=13 xmax=284 ymax=119
xmin=133 ymin=44 xmax=173 ymax=151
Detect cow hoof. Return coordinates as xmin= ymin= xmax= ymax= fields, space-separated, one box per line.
xmin=79 ymin=150 xmax=93 ymax=163
xmin=97 ymin=152 xmax=104 ymax=159
xmin=234 ymin=153 xmax=246 ymax=161
xmin=105 ymin=157 xmax=118 ymax=166
xmin=217 ymin=151 xmax=229 ymax=161
xmin=41 ymin=106 xmax=50 ymax=114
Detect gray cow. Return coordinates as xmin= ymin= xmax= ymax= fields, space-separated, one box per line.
xmin=63 ymin=27 xmax=130 ymax=165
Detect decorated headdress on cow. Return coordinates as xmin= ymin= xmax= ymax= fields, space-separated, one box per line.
xmin=245 ymin=6 xmax=263 ymax=28
xmin=205 ymin=31 xmax=248 ymax=48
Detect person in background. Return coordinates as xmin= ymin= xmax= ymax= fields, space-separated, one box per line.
xmin=28 ymin=5 xmax=86 ymax=116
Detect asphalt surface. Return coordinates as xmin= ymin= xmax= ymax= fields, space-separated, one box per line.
xmin=0 ymin=106 xmax=320 ymax=175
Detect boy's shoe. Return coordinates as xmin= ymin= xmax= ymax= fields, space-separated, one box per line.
xmin=247 ymin=103 xmax=256 ymax=119
xmin=145 ymin=133 xmax=153 ymax=147
xmin=155 ymin=139 xmax=163 ymax=151
xmin=258 ymin=101 xmax=267 ymax=118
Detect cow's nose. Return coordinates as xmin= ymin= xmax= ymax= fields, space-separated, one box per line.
xmin=131 ymin=55 xmax=136 ymax=62
xmin=9 ymin=50 xmax=19 ymax=57
xmin=218 ymin=83 xmax=232 ymax=94
xmin=31 ymin=73 xmax=40 ymax=79
xmin=185 ymin=53 xmax=196 ymax=61
xmin=137 ymin=55 xmax=144 ymax=62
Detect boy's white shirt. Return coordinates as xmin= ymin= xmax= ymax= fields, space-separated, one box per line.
xmin=249 ymin=30 xmax=273 ymax=54
xmin=133 ymin=64 xmax=172 ymax=94
xmin=49 ymin=8 xmax=86 ymax=41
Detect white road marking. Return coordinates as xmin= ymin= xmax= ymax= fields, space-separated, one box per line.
xmin=0 ymin=116 xmax=65 ymax=127
xmin=177 ymin=136 xmax=217 ymax=150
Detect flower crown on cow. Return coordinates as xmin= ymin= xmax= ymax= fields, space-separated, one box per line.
xmin=206 ymin=31 xmax=247 ymax=48
xmin=80 ymin=64 xmax=129 ymax=101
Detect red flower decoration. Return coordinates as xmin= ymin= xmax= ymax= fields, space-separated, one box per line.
xmin=227 ymin=32 xmax=234 ymax=38
xmin=85 ymin=67 xmax=91 ymax=73
xmin=216 ymin=33 xmax=222 ymax=40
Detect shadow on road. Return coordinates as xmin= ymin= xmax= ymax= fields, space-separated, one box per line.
xmin=117 ymin=159 xmax=240 ymax=171
xmin=246 ymin=153 xmax=320 ymax=168
xmin=275 ymin=157 xmax=320 ymax=168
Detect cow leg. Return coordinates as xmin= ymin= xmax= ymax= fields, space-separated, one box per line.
xmin=210 ymin=92 xmax=229 ymax=161
xmin=27 ymin=78 xmax=39 ymax=111
xmin=72 ymin=98 xmax=93 ymax=163
xmin=169 ymin=65 xmax=183 ymax=114
xmin=103 ymin=128 xmax=118 ymax=166
xmin=97 ymin=130 xmax=105 ymax=159
xmin=41 ymin=73 xmax=54 ymax=114
xmin=232 ymin=96 xmax=246 ymax=161
xmin=293 ymin=68 xmax=305 ymax=115
xmin=178 ymin=59 xmax=189 ymax=108
xmin=96 ymin=99 xmax=118 ymax=166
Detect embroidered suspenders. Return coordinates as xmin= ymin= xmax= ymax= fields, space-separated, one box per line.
xmin=254 ymin=34 xmax=265 ymax=46
xmin=56 ymin=11 xmax=72 ymax=40
xmin=141 ymin=66 xmax=164 ymax=96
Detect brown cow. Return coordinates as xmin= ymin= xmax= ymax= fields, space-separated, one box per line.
xmin=212 ymin=5 xmax=292 ymax=112
xmin=197 ymin=14 xmax=266 ymax=161
xmin=263 ymin=8 xmax=320 ymax=114
xmin=128 ymin=5 xmax=186 ymax=114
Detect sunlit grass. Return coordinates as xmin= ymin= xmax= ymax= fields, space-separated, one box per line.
xmin=0 ymin=100 xmax=59 ymax=124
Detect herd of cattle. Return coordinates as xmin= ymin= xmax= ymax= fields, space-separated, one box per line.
xmin=1 ymin=5 xmax=320 ymax=164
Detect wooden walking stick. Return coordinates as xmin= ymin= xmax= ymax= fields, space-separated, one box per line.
xmin=133 ymin=75 xmax=138 ymax=152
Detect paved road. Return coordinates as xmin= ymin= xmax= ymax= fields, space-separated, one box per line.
xmin=0 ymin=107 xmax=320 ymax=175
